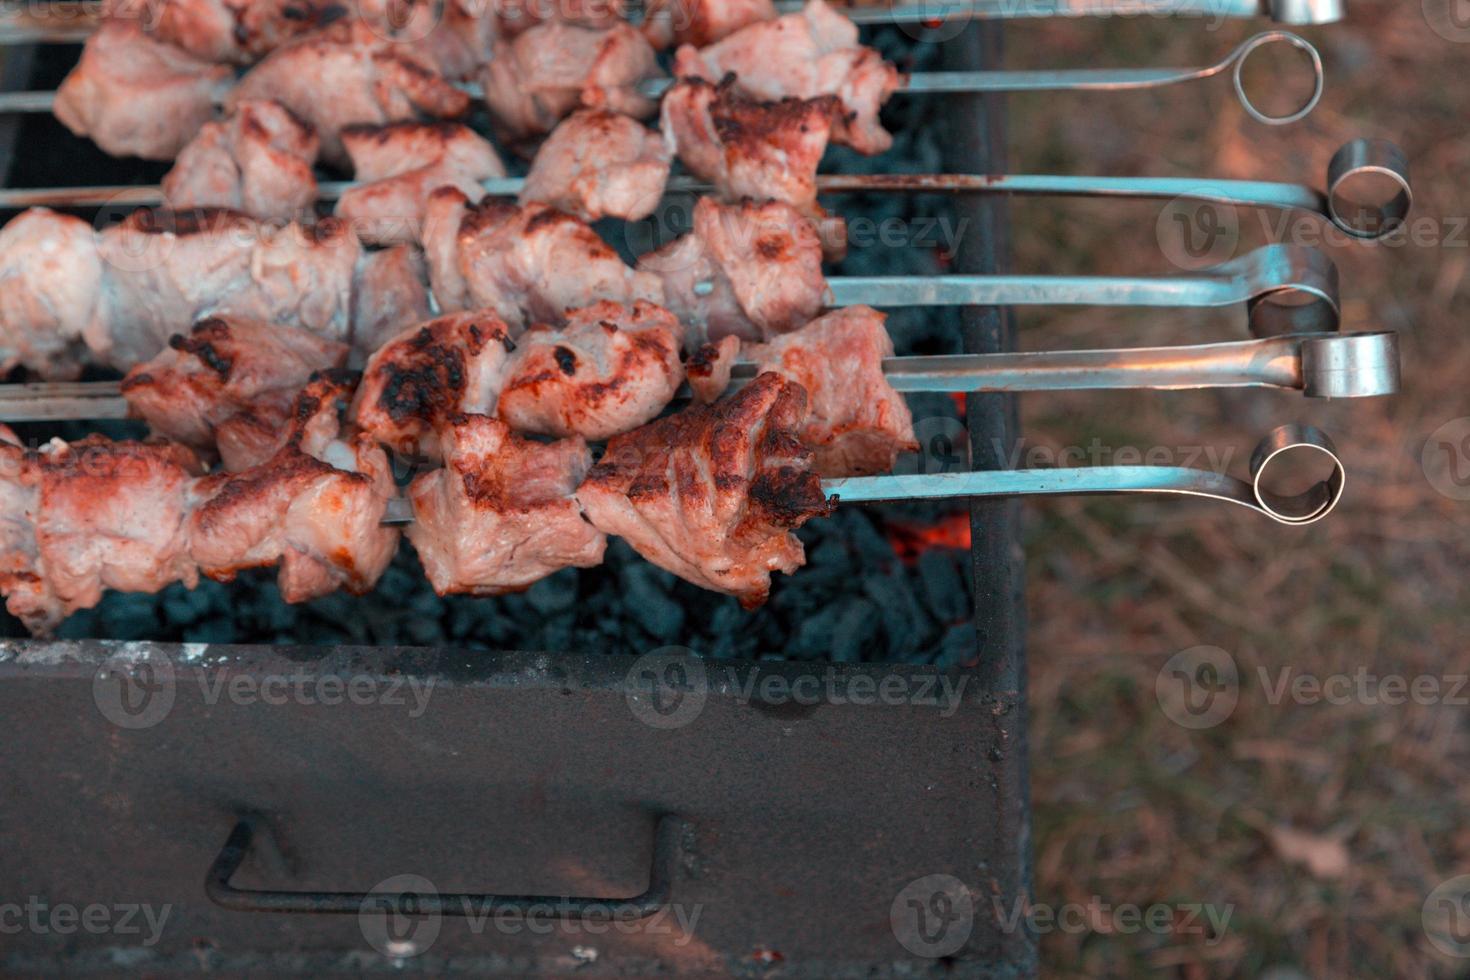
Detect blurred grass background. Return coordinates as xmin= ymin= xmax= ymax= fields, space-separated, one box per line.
xmin=1001 ymin=4 xmax=1470 ymax=976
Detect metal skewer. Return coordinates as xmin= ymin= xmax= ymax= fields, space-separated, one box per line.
xmin=0 ymin=31 xmax=1325 ymax=125
xmin=0 ymin=0 xmax=1344 ymax=47
xmin=0 ymin=331 xmax=1395 ymax=424
xmin=822 ymin=424 xmax=1344 ymax=525
xmin=371 ymin=424 xmax=1346 ymax=526
xmin=828 ymin=244 xmax=1341 ymax=335
xmin=0 ymin=140 xmax=1410 ymax=241
xmin=732 ymin=331 xmax=1399 ymax=398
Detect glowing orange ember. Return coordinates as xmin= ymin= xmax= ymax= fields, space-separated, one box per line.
xmin=885 ymin=512 xmax=972 ymax=563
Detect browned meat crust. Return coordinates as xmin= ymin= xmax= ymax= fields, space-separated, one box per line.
xmin=577 ymin=371 xmax=832 ymax=607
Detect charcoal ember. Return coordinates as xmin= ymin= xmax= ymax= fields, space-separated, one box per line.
xmin=862 ymin=569 xmax=931 ymax=661
xmin=99 ymin=595 xmax=162 ymax=640
xmin=619 ymin=563 xmax=685 ymax=640
xmin=933 ymin=621 xmax=976 ymax=669
xmin=789 ymin=602 xmax=841 ymax=659
xmin=918 ymin=549 xmax=970 ymax=624
xmin=829 ymin=597 xmax=879 ymax=663
xmin=186 ymin=618 xmax=237 ymax=644
xmin=525 ymin=570 xmax=579 ymax=615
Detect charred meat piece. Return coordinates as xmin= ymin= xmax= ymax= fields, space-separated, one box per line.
xmin=120 ymin=316 xmax=350 ymax=471
xmin=229 ymin=20 xmax=471 ymax=165
xmin=0 ymin=432 xmax=63 ymax=634
xmin=335 ymin=122 xmax=506 ymax=246
xmin=27 ymin=436 xmax=204 ymax=632
xmin=351 ymin=244 xmax=434 ymax=356
xmin=481 ymin=22 xmax=663 ymax=143
xmin=660 ymin=77 xmax=840 ymax=215
xmin=519 ymin=109 xmax=672 ymax=222
xmin=94 ymin=209 xmax=360 ymax=369
xmin=189 ymin=372 xmax=400 ymax=602
xmin=642 ymin=0 xmax=776 ymax=49
xmin=577 ymin=371 xmax=832 ymax=607
xmin=492 ymin=0 xmax=626 ymax=37
xmin=355 ymin=0 xmax=498 ymax=79
xmin=684 ymin=334 xmax=739 ymax=403
xmin=407 ymin=414 xmax=605 ymax=595
xmin=637 ymin=197 xmax=826 ymax=344
xmin=429 ymin=194 xmax=664 ymax=330
xmin=55 ymin=19 xmax=233 ymax=160
xmin=352 ymin=310 xmax=518 ymax=459
xmin=162 ymin=100 xmax=320 ymax=221
xmin=0 ymin=209 xmax=105 ymax=379
xmin=673 ymin=0 xmax=899 ymax=154
xmin=499 ymin=300 xmax=685 ymax=440
xmin=104 ymin=0 xmax=350 ymax=64
xmin=744 ymin=305 xmax=917 ymax=476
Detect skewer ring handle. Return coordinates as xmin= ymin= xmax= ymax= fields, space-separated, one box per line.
xmin=1244 ymin=244 xmax=1340 ymax=337
xmin=1248 ymin=424 xmax=1344 ymax=524
xmin=1326 ymin=138 xmax=1414 ymax=239
xmin=1301 ymin=331 xmax=1400 ymax=399
xmin=1231 ymin=31 xmax=1324 ymax=126
xmin=1267 ymin=0 xmax=1344 ymax=24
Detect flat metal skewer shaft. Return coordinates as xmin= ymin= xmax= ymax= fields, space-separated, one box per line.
xmin=376 ymin=423 xmax=1346 ymax=526
xmin=0 ymin=139 xmax=1409 ymax=241
xmin=0 ymin=0 xmax=1343 ymax=46
xmin=0 ymin=332 xmax=1397 ymax=424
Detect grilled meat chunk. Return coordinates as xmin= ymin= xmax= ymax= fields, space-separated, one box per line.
xmin=0 ymin=209 xmax=105 ymax=379
xmin=684 ymin=334 xmax=739 ymax=403
xmin=660 ymin=77 xmax=839 ymax=215
xmin=335 ymin=122 xmax=506 ymax=246
xmin=481 ymin=22 xmax=663 ymax=142
xmin=642 ymin=0 xmax=775 ymax=49
xmin=162 ymin=100 xmax=320 ymax=220
xmin=577 ymin=371 xmax=832 ymax=607
xmin=120 ymin=316 xmax=350 ymax=471
xmin=352 ymin=310 xmax=518 ymax=459
xmin=672 ymin=0 xmax=899 ymax=154
xmin=426 ymin=193 xmax=664 ymax=329
xmin=637 ymin=197 xmax=825 ymax=344
xmin=407 ymin=414 xmax=605 ymax=595
xmin=94 ymin=209 xmax=360 ymax=369
xmin=55 ymin=19 xmax=232 ymax=160
xmin=27 ymin=436 xmax=204 ymax=632
xmin=499 ymin=300 xmax=685 ymax=439
xmin=492 ymin=0 xmax=626 ymax=37
xmin=0 ymin=432 xmax=63 ymax=634
xmin=351 ymin=244 xmax=434 ymax=355
xmin=744 ymin=305 xmax=916 ymax=476
xmin=229 ymin=20 xmax=470 ymax=165
xmin=190 ymin=372 xmax=400 ymax=602
xmin=356 ymin=0 xmax=498 ymax=79
xmin=104 ymin=0 xmax=350 ymax=64
xmin=519 ymin=109 xmax=672 ymax=222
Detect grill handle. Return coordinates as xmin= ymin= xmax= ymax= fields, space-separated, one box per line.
xmin=204 ymin=814 xmax=686 ymax=921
